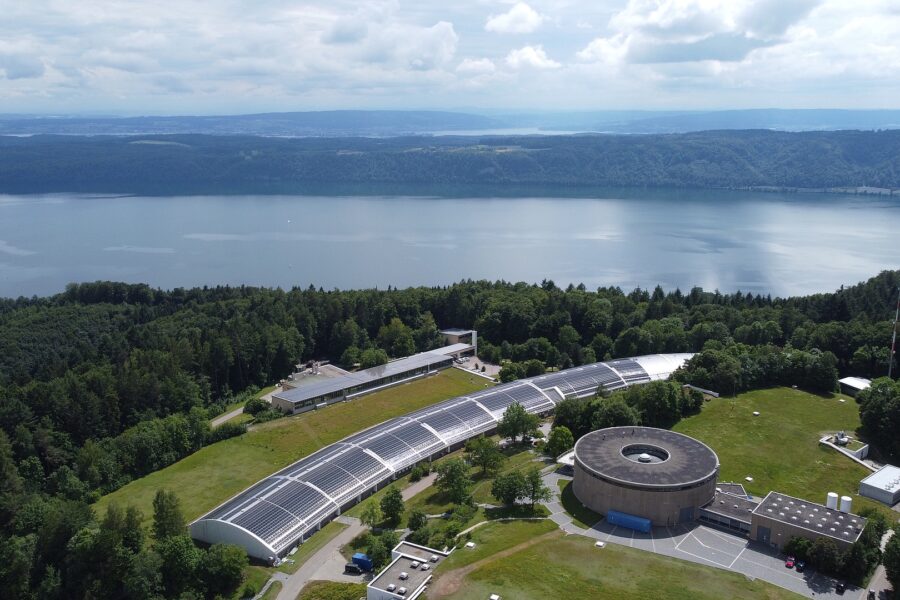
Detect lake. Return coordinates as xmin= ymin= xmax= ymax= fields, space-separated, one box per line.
xmin=0 ymin=190 xmax=898 ymax=298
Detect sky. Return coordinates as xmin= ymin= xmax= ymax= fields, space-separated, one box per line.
xmin=1 ymin=0 xmax=899 ymax=115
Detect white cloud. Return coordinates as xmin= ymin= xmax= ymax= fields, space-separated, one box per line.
xmin=485 ymin=3 xmax=544 ymax=34
xmin=456 ymin=57 xmax=496 ymax=74
xmin=505 ymin=45 xmax=560 ymax=69
xmin=580 ymin=0 xmax=821 ymax=65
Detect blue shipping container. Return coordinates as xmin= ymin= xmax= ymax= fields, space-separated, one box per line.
xmin=352 ymin=552 xmax=374 ymax=571
xmin=606 ymin=510 xmax=651 ymax=533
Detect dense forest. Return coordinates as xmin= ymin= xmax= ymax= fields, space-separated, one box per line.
xmin=2 ymin=129 xmax=900 ymax=194
xmin=0 ymin=270 xmax=898 ymax=598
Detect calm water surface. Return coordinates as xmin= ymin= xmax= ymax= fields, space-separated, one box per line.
xmin=0 ymin=190 xmax=897 ymax=297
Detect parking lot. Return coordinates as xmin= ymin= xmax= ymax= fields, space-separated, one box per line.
xmin=581 ymin=520 xmax=860 ymax=599
xmin=543 ymin=471 xmax=862 ymax=599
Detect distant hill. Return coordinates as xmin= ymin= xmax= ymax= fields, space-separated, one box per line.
xmin=0 ymin=110 xmax=506 ymax=137
xmin=3 ymin=109 xmax=900 ymax=137
xmin=1 ymin=129 xmax=899 ymax=194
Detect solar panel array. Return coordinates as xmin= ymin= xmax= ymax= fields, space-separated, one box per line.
xmin=192 ymin=354 xmax=687 ymax=559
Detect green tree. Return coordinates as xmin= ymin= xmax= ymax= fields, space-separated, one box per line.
xmin=545 ymin=425 xmax=574 ymax=457
xmin=808 ymin=537 xmax=842 ymax=574
xmin=435 ymin=458 xmax=471 ymax=505
xmin=497 ymin=402 xmax=539 ymax=443
xmin=157 ymin=535 xmax=202 ymax=598
xmin=360 ymin=501 xmax=382 ymax=529
xmin=380 ymin=487 xmax=405 ymax=527
xmin=201 ymin=544 xmax=248 ymax=599
xmin=590 ymin=396 xmax=640 ymax=430
xmin=359 ymin=348 xmax=389 ymax=369
xmin=407 ymin=509 xmax=428 ymax=532
xmin=152 ymin=489 xmax=185 ymax=541
xmin=465 ymin=436 xmax=505 ymax=476
xmin=498 ymin=362 xmax=526 ymax=383
xmin=377 ymin=318 xmax=416 ymax=358
xmin=366 ymin=535 xmax=390 ymax=569
xmin=885 ymin=533 xmax=900 ymax=591
xmin=522 ymin=467 xmax=551 ymax=509
xmin=491 ymin=470 xmax=526 ymax=506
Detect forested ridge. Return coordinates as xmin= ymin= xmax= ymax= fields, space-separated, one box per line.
xmin=0 ymin=270 xmax=899 ymax=598
xmin=2 ymin=129 xmax=900 ymax=193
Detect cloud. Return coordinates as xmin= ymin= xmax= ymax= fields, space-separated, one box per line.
xmin=505 ymin=45 xmax=560 ymax=69
xmin=485 ymin=2 xmax=544 ymax=34
xmin=0 ymin=53 xmax=44 ymax=79
xmin=456 ymin=57 xmax=496 ymax=74
xmin=579 ymin=0 xmax=822 ymax=65
xmin=0 ymin=240 xmax=36 ymax=256
xmin=103 ymin=245 xmax=175 ymax=254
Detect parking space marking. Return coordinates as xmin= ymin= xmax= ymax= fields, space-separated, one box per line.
xmin=702 ymin=527 xmax=749 ymax=548
xmin=672 ymin=544 xmax=732 ymax=569
xmin=733 ymin=555 xmax=807 ymax=582
xmin=650 ymin=527 xmax=656 ymax=553
xmin=630 ymin=528 xmax=635 ymax=547
xmin=605 ymin=525 xmax=618 ymax=542
xmin=728 ymin=546 xmax=747 ymax=569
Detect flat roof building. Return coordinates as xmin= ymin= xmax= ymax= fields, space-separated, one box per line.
xmin=367 ymin=542 xmax=449 ymax=600
xmin=859 ymin=464 xmax=900 ymax=506
xmin=750 ymin=491 xmax=867 ymax=551
xmin=272 ymin=344 xmax=475 ymax=414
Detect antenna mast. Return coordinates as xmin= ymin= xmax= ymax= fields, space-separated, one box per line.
xmin=890 ymin=287 xmax=900 ymax=379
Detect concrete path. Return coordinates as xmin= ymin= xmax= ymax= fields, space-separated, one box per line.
xmin=272 ymin=473 xmax=439 ymax=600
xmin=211 ymin=406 xmax=245 ymax=428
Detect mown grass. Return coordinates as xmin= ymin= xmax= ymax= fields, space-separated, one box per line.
xmin=436 ymin=520 xmax=558 ymax=572
xmin=435 ymin=528 xmax=802 ymax=600
xmin=94 ymin=369 xmax=487 ymax=525
xmin=672 ymin=387 xmax=892 ymax=518
xmin=296 ymin=580 xmax=367 ymax=600
xmin=258 ymin=580 xmax=282 ymax=600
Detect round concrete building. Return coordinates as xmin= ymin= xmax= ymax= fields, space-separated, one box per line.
xmin=573 ymin=426 xmax=719 ymax=527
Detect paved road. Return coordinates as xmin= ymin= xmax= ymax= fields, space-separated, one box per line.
xmin=273 ymin=473 xmax=439 ymax=600
xmin=211 ymin=406 xmax=245 ymax=428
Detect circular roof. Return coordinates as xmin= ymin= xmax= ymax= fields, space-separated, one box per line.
xmin=574 ymin=426 xmax=719 ymax=488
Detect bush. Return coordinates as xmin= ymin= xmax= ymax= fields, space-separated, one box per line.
xmin=409 ymin=463 xmax=430 ymax=482
xmin=243 ymin=396 xmax=269 ymax=416
xmin=207 ymin=421 xmax=247 ymax=443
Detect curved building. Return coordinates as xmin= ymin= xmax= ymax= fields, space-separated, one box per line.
xmin=191 ymin=354 xmax=692 ymax=561
xmin=573 ymin=426 xmax=719 ymax=526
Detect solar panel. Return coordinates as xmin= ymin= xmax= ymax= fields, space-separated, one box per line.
xmin=192 ymin=353 xmax=692 ymax=559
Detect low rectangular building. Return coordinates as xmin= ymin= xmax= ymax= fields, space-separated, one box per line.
xmin=859 ymin=465 xmax=900 ymax=506
xmin=271 ymin=343 xmax=474 ymax=414
xmin=367 ymin=542 xmax=450 ymax=600
xmin=749 ymin=491 xmax=866 ymax=551
xmin=699 ymin=488 xmax=757 ymax=535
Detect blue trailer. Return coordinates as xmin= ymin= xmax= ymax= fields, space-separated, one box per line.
xmin=352 ymin=552 xmax=374 ymax=572
xmin=606 ymin=510 xmax=651 ymax=533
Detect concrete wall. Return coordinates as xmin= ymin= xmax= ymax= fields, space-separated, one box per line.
xmin=859 ymin=483 xmax=900 ymax=506
xmin=749 ymin=513 xmax=855 ymax=552
xmin=572 ymin=459 xmax=717 ymax=526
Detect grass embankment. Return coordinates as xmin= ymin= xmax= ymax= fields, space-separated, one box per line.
xmin=430 ymin=522 xmax=802 ymax=600
xmin=95 ymin=368 xmax=487 ymax=525
xmin=258 ymin=581 xmax=282 ymax=600
xmin=672 ymin=387 xmax=890 ymax=518
xmin=296 ymin=581 xmax=366 ymax=600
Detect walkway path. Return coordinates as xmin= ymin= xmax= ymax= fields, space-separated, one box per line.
xmin=211 ymin=406 xmax=245 ymax=428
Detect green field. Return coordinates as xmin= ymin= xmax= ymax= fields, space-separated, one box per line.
xmin=672 ymin=387 xmax=890 ymax=517
xmin=95 ymin=368 xmax=487 ymax=524
xmin=296 ymin=580 xmax=366 ymax=600
xmin=431 ymin=523 xmax=801 ymax=600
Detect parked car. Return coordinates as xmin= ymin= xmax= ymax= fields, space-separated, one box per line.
xmin=795 ymin=560 xmax=805 ymax=573
xmin=344 ymin=563 xmax=362 ymax=575
xmin=867 ymin=589 xmax=876 ymax=599
xmin=836 ymin=582 xmax=846 ymax=594
xmin=784 ymin=556 xmax=795 ymax=568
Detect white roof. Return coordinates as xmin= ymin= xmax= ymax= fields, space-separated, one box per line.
xmin=860 ymin=464 xmax=900 ymax=494
xmin=427 ymin=343 xmax=472 ymax=355
xmin=632 ymin=353 xmax=694 ymax=380
xmin=838 ymin=377 xmax=871 ymax=391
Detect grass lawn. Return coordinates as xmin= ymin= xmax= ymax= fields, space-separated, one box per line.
xmin=233 ymin=565 xmax=271 ymax=600
xmin=94 ymin=369 xmax=486 ymax=525
xmin=437 ymin=520 xmax=558 ymax=572
xmin=296 ymin=580 xmax=367 ymax=600
xmin=259 ymin=581 xmax=282 ymax=600
xmin=557 ymin=479 xmax=601 ymax=528
xmin=432 ymin=528 xmax=802 ymax=600
xmin=672 ymin=387 xmax=891 ymax=518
